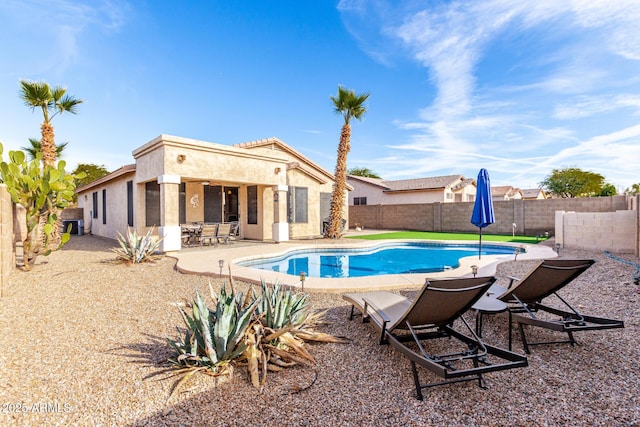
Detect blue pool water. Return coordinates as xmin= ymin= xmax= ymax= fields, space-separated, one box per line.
xmin=239 ymin=242 xmax=519 ymax=278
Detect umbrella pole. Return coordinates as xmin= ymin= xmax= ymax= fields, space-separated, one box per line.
xmin=479 ymin=228 xmax=482 ymax=259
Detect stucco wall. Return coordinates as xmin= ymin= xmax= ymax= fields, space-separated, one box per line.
xmin=78 ymin=172 xmax=136 ymax=239
xmin=286 ymin=168 xmax=336 ymax=239
xmin=0 ymin=185 xmax=13 ymax=296
xmin=134 ymin=136 xmax=288 ymax=187
xmin=350 ymin=195 xmax=628 ymax=237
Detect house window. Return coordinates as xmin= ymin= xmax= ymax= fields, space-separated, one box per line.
xmin=179 ymin=183 xmax=186 ymax=225
xmin=287 ymin=186 xmax=308 ymax=223
xmin=446 ymin=192 xmax=453 ymax=200
xmin=145 ymin=181 xmax=161 ymax=227
xmin=247 ymin=185 xmax=258 ymax=225
xmin=354 ymin=197 xmax=367 ymax=205
xmin=102 ymin=189 xmax=107 ymax=224
xmin=127 ymin=181 xmax=134 ymax=227
xmin=92 ymin=192 xmax=98 ymax=219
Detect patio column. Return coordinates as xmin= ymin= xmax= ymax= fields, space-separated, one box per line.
xmin=272 ymin=184 xmax=289 ymax=242
xmin=158 ymin=174 xmax=181 ymax=252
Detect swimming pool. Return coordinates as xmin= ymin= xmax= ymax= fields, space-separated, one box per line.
xmin=238 ymin=242 xmax=519 ymax=278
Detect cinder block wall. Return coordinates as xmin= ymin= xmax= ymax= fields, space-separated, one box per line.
xmin=350 ymin=196 xmax=627 ymax=237
xmin=0 ymin=185 xmax=14 ymax=297
xmin=558 ymin=210 xmax=637 ymax=253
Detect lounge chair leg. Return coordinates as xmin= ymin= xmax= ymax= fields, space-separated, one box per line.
xmin=518 ymin=322 xmax=530 ymax=354
xmin=508 ymin=312 xmax=513 ymax=351
xmin=379 ymin=328 xmax=386 ymax=345
xmin=567 ymin=330 xmax=576 ymax=346
xmin=410 ymin=361 xmax=424 ymax=401
xmin=477 ymin=374 xmax=487 ymax=390
xmin=348 ymin=305 xmax=355 ymax=321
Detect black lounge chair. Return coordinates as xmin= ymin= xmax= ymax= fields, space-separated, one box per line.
xmin=343 ymin=277 xmax=528 ymax=400
xmin=495 ymin=259 xmax=625 ymax=354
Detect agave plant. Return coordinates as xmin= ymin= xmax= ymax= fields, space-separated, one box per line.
xmin=255 ymin=279 xmax=309 ymax=330
xmin=241 ymin=280 xmax=347 ymax=390
xmin=166 ymin=284 xmax=258 ymax=397
xmin=168 ymin=285 xmax=258 ymax=369
xmin=113 ymin=227 xmax=162 ymax=264
xmin=163 ymin=278 xmax=347 ymax=397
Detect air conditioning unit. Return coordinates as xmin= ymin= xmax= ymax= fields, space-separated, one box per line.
xmin=62 ymin=219 xmax=84 ymax=236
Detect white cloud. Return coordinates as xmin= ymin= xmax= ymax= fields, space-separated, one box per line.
xmin=339 ymin=0 xmax=640 ymax=189
xmin=0 ymin=0 xmax=130 ymax=74
xmin=554 ymin=95 xmax=640 ymax=120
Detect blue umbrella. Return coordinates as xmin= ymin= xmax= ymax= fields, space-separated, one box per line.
xmin=470 ymin=168 xmax=495 ymax=259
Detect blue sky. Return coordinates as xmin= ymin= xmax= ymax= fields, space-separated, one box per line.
xmin=1 ymin=0 xmax=639 ymax=192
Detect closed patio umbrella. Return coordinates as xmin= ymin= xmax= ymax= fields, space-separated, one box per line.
xmin=470 ymin=168 xmax=495 ymax=259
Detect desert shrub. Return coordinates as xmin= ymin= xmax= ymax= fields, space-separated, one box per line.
xmin=113 ymin=227 xmax=162 ymax=264
xmin=165 ymin=279 xmax=346 ymax=397
xmin=254 ymin=279 xmax=309 ymax=330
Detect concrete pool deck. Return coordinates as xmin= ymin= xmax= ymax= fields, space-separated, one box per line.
xmin=170 ymin=231 xmax=558 ymax=292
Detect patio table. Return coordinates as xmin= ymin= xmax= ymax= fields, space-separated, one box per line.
xmin=181 ymin=224 xmax=202 ymax=247
xmin=472 ymin=283 xmax=508 ymax=336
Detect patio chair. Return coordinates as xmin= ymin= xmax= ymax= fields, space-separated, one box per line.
xmin=199 ymin=223 xmax=218 ymax=247
xmin=229 ymin=221 xmax=239 ymax=240
xmin=215 ymin=222 xmax=232 ymax=245
xmin=343 ymin=277 xmax=528 ymax=400
xmin=495 ymin=259 xmax=625 ymax=354
xmin=180 ymin=225 xmax=193 ymax=247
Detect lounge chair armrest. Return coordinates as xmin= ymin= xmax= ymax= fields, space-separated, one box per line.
xmin=362 ymin=298 xmax=391 ymax=323
xmin=506 ymin=275 xmax=520 ymax=288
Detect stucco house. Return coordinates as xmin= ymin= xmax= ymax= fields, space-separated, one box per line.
xmin=522 ymin=188 xmax=547 ymax=200
xmin=491 ymin=186 xmax=523 ymax=200
xmin=346 ymin=174 xmax=476 ymax=205
xmin=75 ymin=134 xmax=347 ymax=252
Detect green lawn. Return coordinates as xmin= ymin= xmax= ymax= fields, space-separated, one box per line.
xmin=347 ymin=230 xmax=548 ymax=244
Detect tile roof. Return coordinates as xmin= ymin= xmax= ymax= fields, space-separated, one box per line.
xmin=491 ymin=186 xmax=522 ymax=198
xmin=348 ymin=174 xmax=468 ymax=192
xmin=522 ymin=188 xmax=546 ymax=198
xmin=75 ymin=164 xmax=136 ymax=193
xmin=234 ymin=137 xmax=337 ymax=183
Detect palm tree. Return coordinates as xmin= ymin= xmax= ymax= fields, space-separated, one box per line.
xmin=19 ymin=80 xmax=82 ymax=167
xmin=326 ymin=86 xmax=369 ymax=239
xmin=21 ymin=138 xmax=68 ymax=161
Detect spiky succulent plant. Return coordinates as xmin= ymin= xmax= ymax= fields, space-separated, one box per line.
xmin=254 ymin=279 xmax=309 ymax=330
xmin=168 ymin=285 xmax=258 ymax=371
xmin=112 ymin=227 xmax=162 ymax=264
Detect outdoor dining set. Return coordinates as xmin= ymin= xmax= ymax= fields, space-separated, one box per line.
xmin=181 ymin=221 xmax=239 ymax=247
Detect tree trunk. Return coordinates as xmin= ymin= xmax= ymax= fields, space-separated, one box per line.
xmin=326 ymin=123 xmax=351 ymax=239
xmin=40 ymin=122 xmax=56 ymax=167
xmin=22 ymin=211 xmax=63 ymax=270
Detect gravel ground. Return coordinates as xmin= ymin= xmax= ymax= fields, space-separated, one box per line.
xmin=0 ymin=235 xmax=638 ymax=426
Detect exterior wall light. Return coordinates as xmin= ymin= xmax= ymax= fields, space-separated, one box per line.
xmin=177 ymin=154 xmax=186 ymax=162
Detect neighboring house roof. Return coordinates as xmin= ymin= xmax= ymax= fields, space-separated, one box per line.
xmin=522 ymin=188 xmax=547 ymax=199
xmin=491 ymin=186 xmax=523 ymax=199
xmin=348 ymin=174 xmax=471 ymax=193
xmin=75 ymin=164 xmax=136 ymax=193
xmin=346 ymin=175 xmax=388 ymax=189
xmin=451 ymin=178 xmax=475 ymax=192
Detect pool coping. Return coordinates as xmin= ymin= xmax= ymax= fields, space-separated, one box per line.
xmin=170 ymin=239 xmax=558 ymax=293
